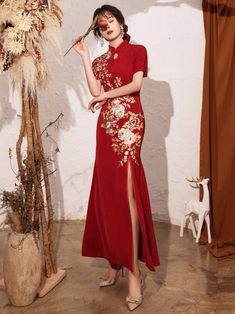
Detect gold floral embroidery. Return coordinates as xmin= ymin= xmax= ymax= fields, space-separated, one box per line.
xmin=92 ymin=51 xmax=112 ymax=89
xmin=101 ymin=99 xmax=144 ymax=166
xmin=111 ymin=112 xmax=144 ymax=166
xmin=114 ymin=76 xmax=122 ymax=87
xmin=92 ymin=52 xmax=144 ymax=167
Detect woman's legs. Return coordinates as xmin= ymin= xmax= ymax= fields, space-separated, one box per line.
xmin=127 ymin=161 xmax=142 ymax=297
xmin=102 ymin=161 xmax=141 ymax=296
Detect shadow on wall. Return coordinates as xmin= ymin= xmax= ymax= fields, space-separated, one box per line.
xmin=140 ymin=78 xmax=173 ymax=288
xmin=141 ymin=79 xmax=173 ymax=223
xmin=0 ymin=74 xmax=16 ymax=131
xmin=153 ymin=0 xmax=201 ymax=10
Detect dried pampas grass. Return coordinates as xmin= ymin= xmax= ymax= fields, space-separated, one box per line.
xmin=42 ymin=7 xmax=62 ymax=58
xmin=37 ymin=57 xmax=50 ymax=88
xmin=10 ymin=54 xmax=39 ymax=96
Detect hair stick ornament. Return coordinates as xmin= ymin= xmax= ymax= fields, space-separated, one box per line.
xmin=63 ymin=15 xmax=107 ymax=56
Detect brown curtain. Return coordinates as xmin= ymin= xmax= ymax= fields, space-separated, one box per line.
xmin=200 ymin=0 xmax=235 ymax=257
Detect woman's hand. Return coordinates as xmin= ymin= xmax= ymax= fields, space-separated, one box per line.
xmin=72 ymin=37 xmax=88 ymax=58
xmin=88 ymin=93 xmax=108 ymax=113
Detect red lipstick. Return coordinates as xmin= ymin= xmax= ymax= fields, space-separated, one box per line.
xmin=107 ymin=30 xmax=113 ymax=35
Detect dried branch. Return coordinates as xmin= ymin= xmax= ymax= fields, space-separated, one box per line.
xmin=63 ymin=15 xmax=99 ymax=56
xmin=34 ymin=97 xmax=57 ymax=274
xmin=40 ymin=169 xmax=57 ymax=183
xmin=41 ymin=112 xmax=63 ymax=136
xmin=16 ymin=102 xmax=26 ymax=184
xmin=8 ymin=148 xmax=18 ymax=177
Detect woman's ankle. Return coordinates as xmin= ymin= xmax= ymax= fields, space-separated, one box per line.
xmin=128 ymin=267 xmax=140 ymax=278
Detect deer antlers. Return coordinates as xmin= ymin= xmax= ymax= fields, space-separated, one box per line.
xmin=186 ymin=176 xmax=205 ymax=188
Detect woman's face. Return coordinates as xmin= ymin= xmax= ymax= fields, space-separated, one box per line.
xmin=97 ymin=12 xmax=122 ymax=41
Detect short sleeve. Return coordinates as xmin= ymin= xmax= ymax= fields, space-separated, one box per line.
xmin=133 ymin=45 xmax=148 ymax=77
xmin=92 ymin=58 xmax=99 ymax=80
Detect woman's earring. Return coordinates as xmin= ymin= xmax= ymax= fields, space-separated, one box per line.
xmin=120 ymin=26 xmax=124 ymax=38
xmin=100 ymin=36 xmax=104 ymax=47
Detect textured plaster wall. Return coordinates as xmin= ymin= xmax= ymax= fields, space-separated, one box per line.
xmin=0 ymin=0 xmax=205 ymax=226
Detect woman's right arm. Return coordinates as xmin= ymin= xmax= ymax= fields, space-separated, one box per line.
xmin=72 ymin=38 xmax=101 ymax=97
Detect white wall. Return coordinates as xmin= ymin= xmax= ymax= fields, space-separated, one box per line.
xmin=0 ymin=0 xmax=205 ymax=226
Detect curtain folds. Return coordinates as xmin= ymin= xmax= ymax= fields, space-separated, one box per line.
xmin=200 ymin=0 xmax=235 ymax=257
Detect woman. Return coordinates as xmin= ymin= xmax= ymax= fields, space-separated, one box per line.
xmin=73 ymin=5 xmax=160 ymax=311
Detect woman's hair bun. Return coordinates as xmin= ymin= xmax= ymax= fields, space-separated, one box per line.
xmin=123 ymin=24 xmax=131 ymax=42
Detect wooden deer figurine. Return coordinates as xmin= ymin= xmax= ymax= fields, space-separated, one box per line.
xmin=180 ymin=177 xmax=211 ymax=243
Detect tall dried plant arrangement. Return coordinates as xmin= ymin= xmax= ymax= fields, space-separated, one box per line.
xmin=0 ymin=0 xmax=63 ymax=278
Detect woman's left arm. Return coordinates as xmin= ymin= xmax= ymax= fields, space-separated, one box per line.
xmin=88 ymin=71 xmax=144 ymax=113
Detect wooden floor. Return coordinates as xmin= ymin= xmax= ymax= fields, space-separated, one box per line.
xmin=1 ymin=220 xmax=235 ymax=314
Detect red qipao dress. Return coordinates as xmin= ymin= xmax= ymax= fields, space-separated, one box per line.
xmin=81 ymin=40 xmax=160 ymax=272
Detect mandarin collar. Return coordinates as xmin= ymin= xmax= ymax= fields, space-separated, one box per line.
xmin=108 ymin=40 xmax=128 ymax=53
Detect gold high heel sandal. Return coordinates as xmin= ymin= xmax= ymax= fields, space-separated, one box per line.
xmin=126 ymin=275 xmax=144 ymax=311
xmin=99 ymin=264 xmax=124 ymax=288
